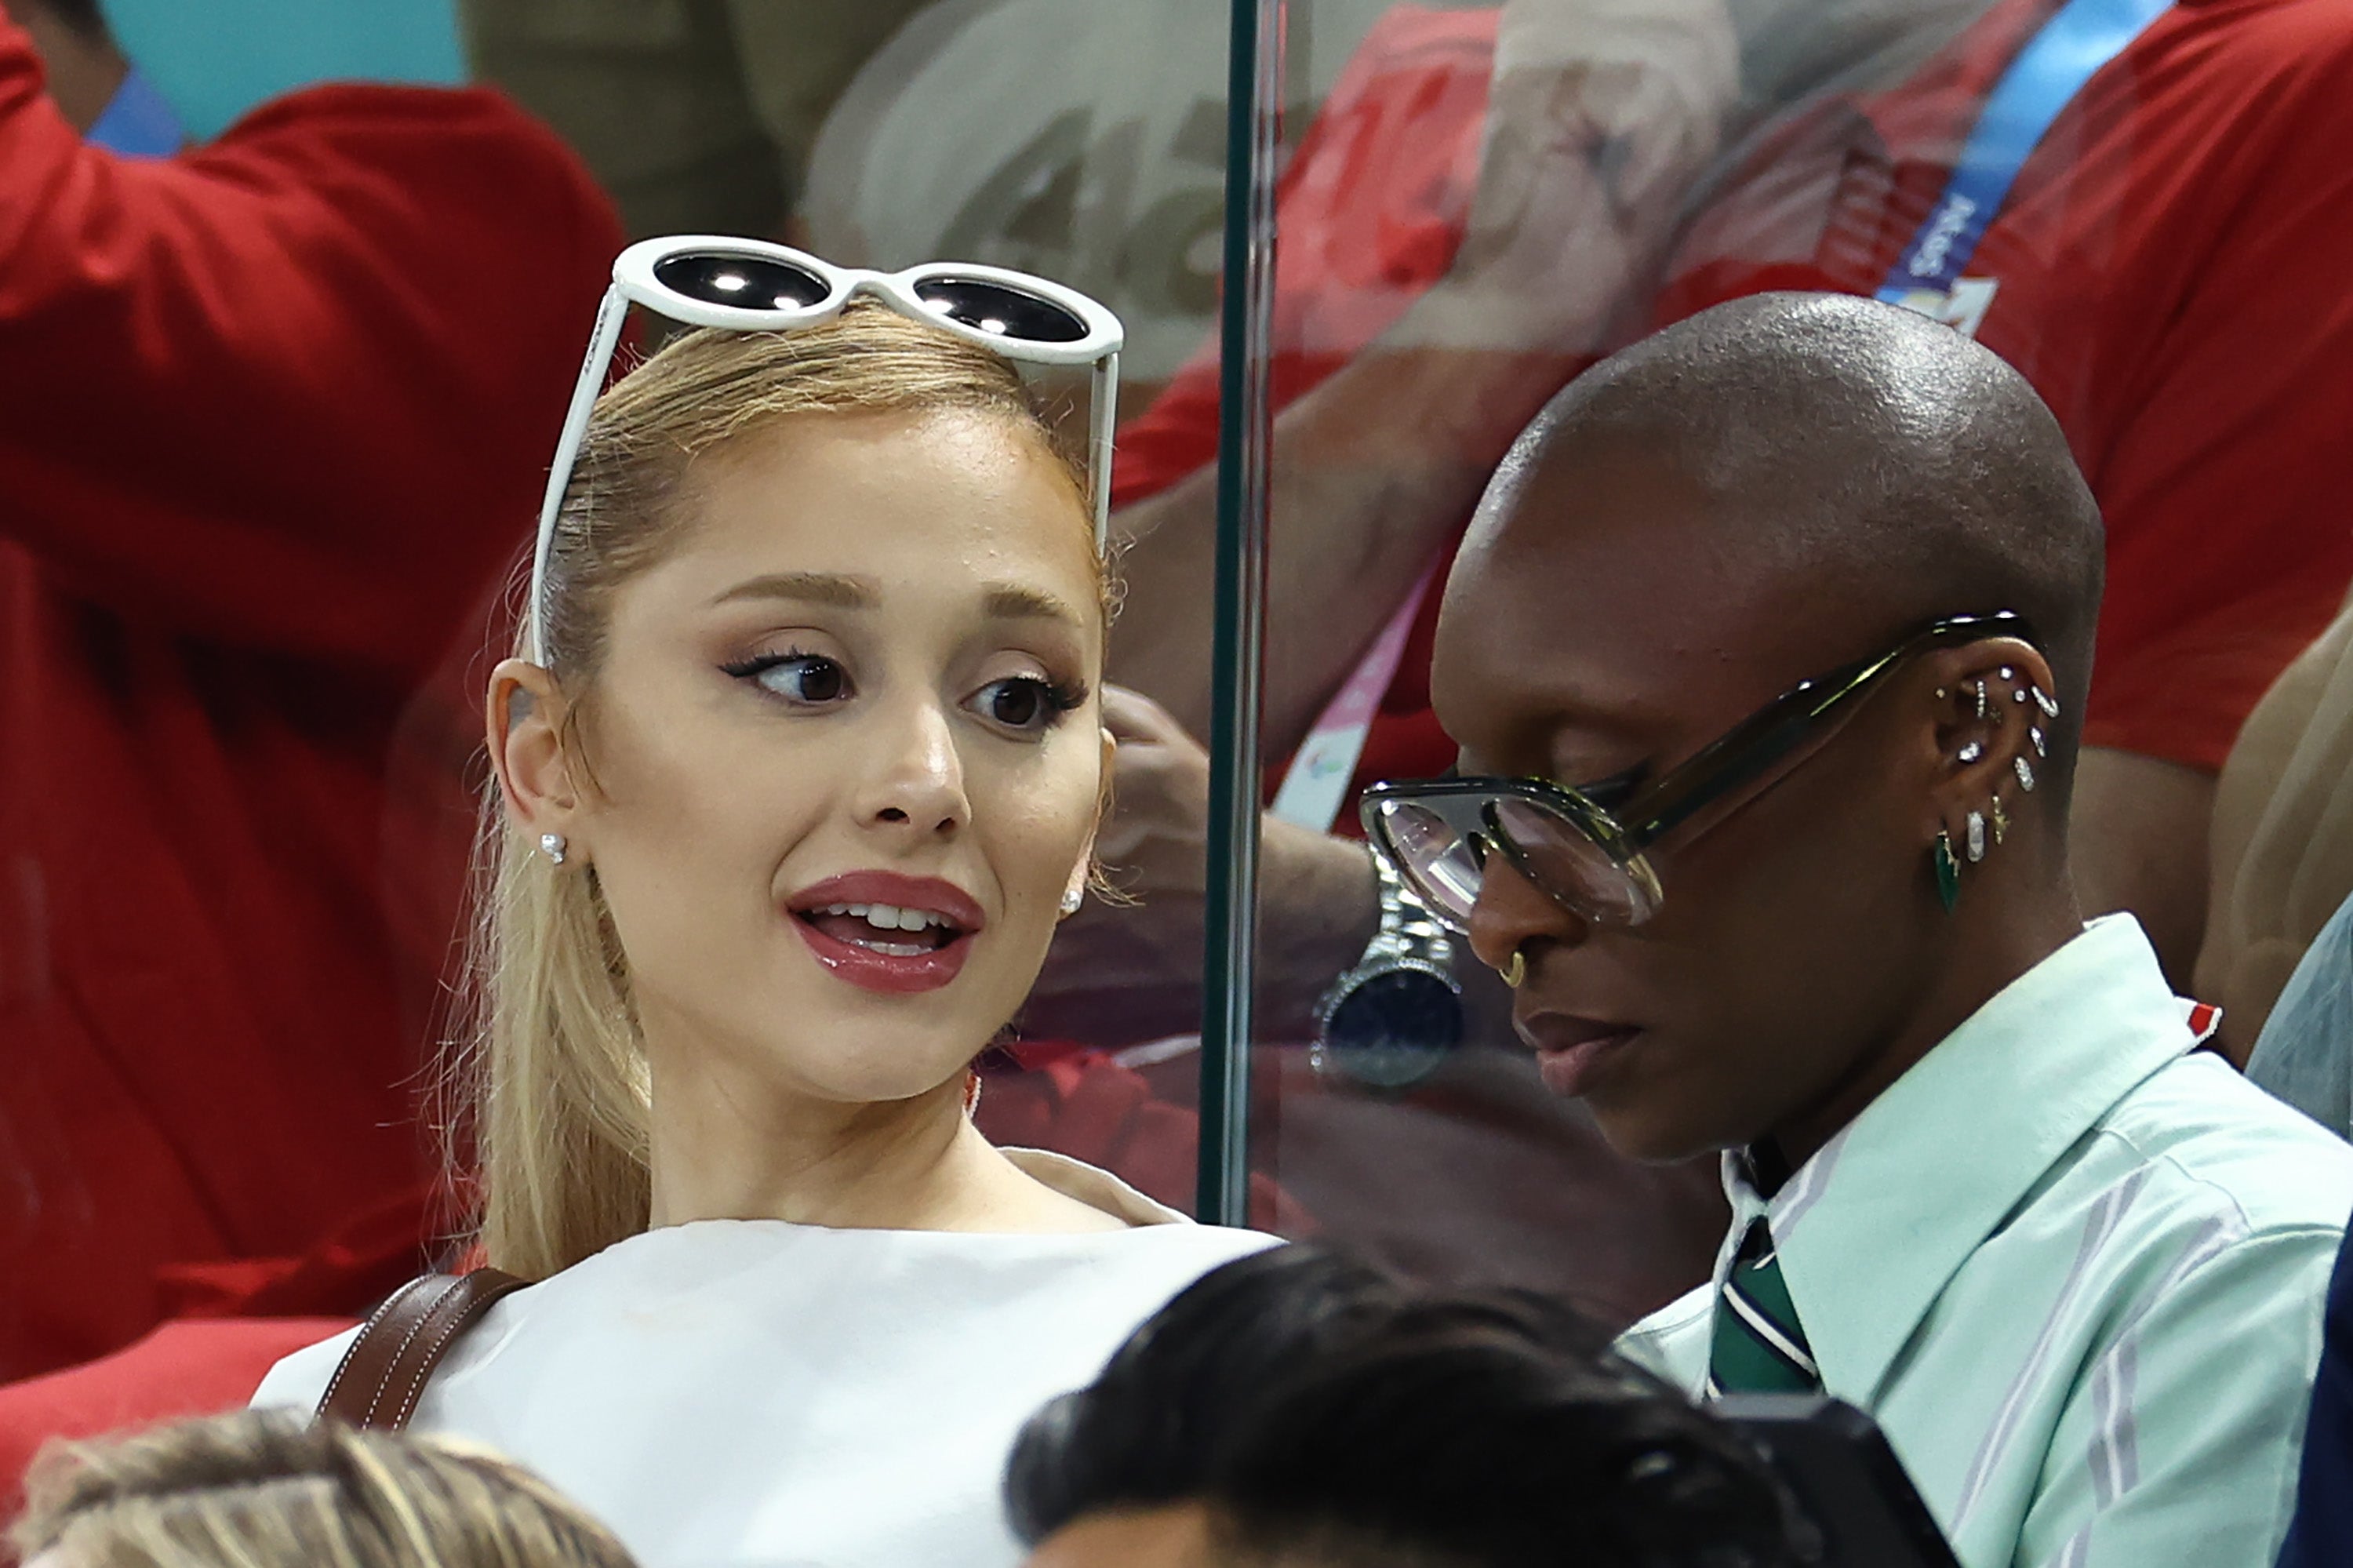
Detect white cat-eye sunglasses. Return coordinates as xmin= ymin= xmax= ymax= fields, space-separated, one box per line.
xmin=528 ymin=235 xmax=1125 ymax=664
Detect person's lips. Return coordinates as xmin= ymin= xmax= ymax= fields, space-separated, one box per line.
xmin=1518 ymin=1011 xmax=1644 ymax=1098
xmin=784 ymin=871 xmax=986 ymax=996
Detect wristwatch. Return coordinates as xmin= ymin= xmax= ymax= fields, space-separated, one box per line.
xmin=1311 ymin=849 xmax=1465 ymax=1090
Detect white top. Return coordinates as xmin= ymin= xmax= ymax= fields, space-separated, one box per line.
xmin=254 ymin=1151 xmax=1278 ymax=1568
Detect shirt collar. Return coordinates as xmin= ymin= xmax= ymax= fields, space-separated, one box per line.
xmin=1725 ymin=915 xmax=2195 ymax=1401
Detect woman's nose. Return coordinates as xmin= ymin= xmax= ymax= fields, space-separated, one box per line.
xmin=855 ymin=698 xmax=970 ymax=837
xmin=1466 ymin=852 xmax=1589 ymax=974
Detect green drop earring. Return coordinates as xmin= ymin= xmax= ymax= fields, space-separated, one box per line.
xmin=1933 ymin=830 xmax=1962 ymax=914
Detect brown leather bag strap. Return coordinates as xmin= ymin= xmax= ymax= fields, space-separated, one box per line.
xmin=315 ymin=1268 xmax=527 ymax=1432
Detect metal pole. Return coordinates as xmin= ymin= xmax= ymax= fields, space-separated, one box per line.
xmin=1196 ymin=0 xmax=1283 ymax=1226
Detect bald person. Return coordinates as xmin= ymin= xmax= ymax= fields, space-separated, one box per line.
xmin=1362 ymin=293 xmax=2353 ymax=1567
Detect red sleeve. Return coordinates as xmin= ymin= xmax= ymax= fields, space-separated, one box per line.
xmin=2066 ymin=6 xmax=2353 ymax=772
xmin=0 ymin=1318 xmax=356 ymax=1519
xmin=0 ymin=13 xmax=622 ymax=678
xmin=1111 ymin=5 xmax=1493 ymax=508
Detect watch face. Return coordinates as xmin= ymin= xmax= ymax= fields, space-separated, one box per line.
xmin=1318 ymin=968 xmax=1464 ymax=1091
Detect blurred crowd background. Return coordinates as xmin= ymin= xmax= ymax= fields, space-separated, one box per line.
xmin=5 ymin=0 xmax=2353 ymax=1463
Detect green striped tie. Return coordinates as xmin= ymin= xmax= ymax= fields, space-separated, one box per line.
xmin=1707 ymin=1217 xmax=1822 ymax=1397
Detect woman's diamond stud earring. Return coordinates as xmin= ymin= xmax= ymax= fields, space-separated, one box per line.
xmin=1060 ymin=887 xmax=1082 ymax=916
xmin=1976 ymin=680 xmax=1989 ymax=720
xmin=1966 ymin=810 xmax=1988 ymax=863
xmin=1998 ymin=667 xmax=2016 ymax=682
xmin=2014 ymin=755 xmax=2036 ymax=792
xmin=2030 ymin=726 xmax=2047 ymax=757
xmin=539 ymin=832 xmax=567 ymax=865
xmin=1957 ymin=740 xmax=1984 ymax=764
xmin=2031 ymin=687 xmax=2060 ymax=718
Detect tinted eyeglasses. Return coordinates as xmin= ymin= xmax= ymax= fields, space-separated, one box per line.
xmin=1359 ymin=613 xmax=2038 ymax=933
xmin=527 ymin=236 xmax=1125 ymax=664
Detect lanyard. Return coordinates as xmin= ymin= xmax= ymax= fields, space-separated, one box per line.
xmin=1269 ymin=565 xmax=1438 ymax=832
xmin=1879 ymin=0 xmax=2169 ymax=304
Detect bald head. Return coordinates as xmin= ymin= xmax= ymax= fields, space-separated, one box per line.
xmin=1434 ymin=295 xmax=2109 ymax=1162
xmin=1476 ymin=291 xmax=2104 ymax=784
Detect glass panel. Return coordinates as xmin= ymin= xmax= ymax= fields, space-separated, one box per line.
xmin=1218 ymin=0 xmax=2135 ymax=1325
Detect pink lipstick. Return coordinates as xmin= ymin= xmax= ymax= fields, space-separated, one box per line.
xmin=784 ymin=871 xmax=986 ymax=996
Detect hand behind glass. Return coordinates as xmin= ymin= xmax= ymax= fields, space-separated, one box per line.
xmin=1413 ymin=0 xmax=1740 ymax=354
xmin=1021 ymin=687 xmax=1378 ymax=1047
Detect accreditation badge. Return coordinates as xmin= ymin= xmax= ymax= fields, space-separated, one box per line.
xmin=1886 ymin=278 xmax=2000 ymax=340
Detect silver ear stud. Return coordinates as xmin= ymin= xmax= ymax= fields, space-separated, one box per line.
xmin=539 ymin=833 xmax=567 ymax=865
xmin=2013 ymin=755 xmax=2036 ymax=792
xmin=1966 ymin=810 xmax=1988 ymax=863
xmin=1998 ymin=667 xmax=2015 ymax=682
xmin=1060 ymin=887 xmax=1083 ymax=915
xmin=1975 ymin=681 xmax=1989 ymax=720
xmin=1957 ymin=740 xmax=1984 ymax=764
xmin=2030 ymin=727 xmax=2047 ymax=758
xmin=2031 ymin=687 xmax=2060 ymax=718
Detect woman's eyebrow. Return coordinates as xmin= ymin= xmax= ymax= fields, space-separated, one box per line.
xmin=981 ymin=583 xmax=1083 ymax=627
xmin=711 ymin=572 xmax=878 ymax=609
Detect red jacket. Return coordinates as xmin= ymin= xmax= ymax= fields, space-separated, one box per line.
xmin=0 ymin=11 xmax=622 ymax=1380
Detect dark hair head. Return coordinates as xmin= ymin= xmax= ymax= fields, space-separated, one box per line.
xmin=1007 ymin=1246 xmax=1802 ymax=1567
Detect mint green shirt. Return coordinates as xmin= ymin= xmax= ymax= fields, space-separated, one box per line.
xmin=1620 ymin=916 xmax=2353 ymax=1568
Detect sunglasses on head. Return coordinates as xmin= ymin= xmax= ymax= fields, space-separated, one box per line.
xmin=1360 ymin=612 xmax=2042 ymax=934
xmin=528 ymin=236 xmax=1126 ymax=664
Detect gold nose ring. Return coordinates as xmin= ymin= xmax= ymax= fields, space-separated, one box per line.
xmin=1502 ymin=948 xmax=1527 ymax=989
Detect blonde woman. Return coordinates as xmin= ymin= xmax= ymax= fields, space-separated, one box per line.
xmin=253 ymin=242 xmax=1276 ymax=1566
xmin=14 ymin=1410 xmax=638 ymax=1568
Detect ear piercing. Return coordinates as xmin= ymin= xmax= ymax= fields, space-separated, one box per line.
xmin=1956 ymin=675 xmax=2059 ymax=718
xmin=1060 ymin=887 xmax=1083 ymax=916
xmin=1502 ymin=948 xmax=1527 ymax=989
xmin=539 ymin=833 xmax=567 ymax=865
xmin=1940 ymin=672 xmax=2057 ymax=898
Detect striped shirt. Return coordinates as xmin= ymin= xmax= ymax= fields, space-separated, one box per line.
xmin=1620 ymin=916 xmax=2353 ymax=1568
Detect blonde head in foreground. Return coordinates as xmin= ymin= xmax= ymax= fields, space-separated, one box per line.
xmin=13 ymin=1409 xmax=638 ymax=1568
